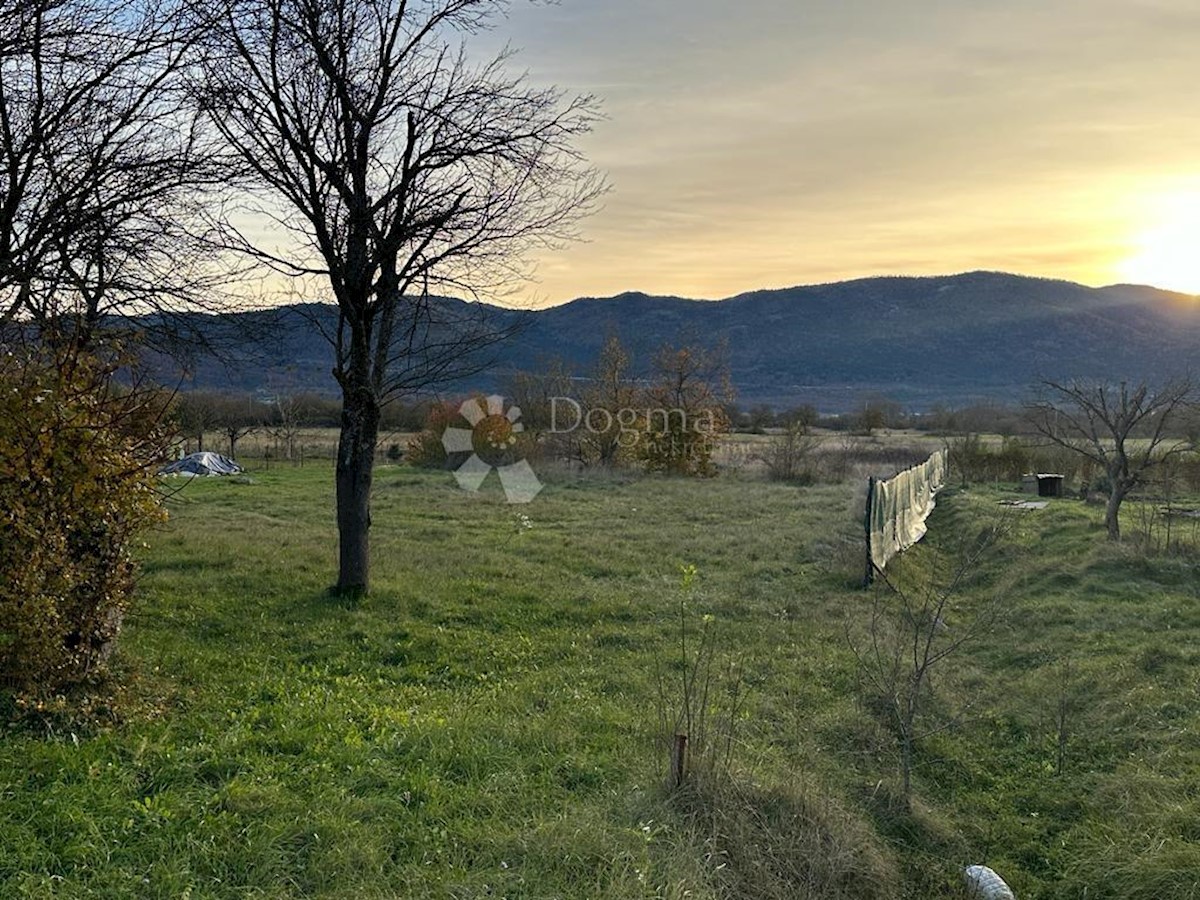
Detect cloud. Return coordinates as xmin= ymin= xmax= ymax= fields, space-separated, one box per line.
xmin=477 ymin=1 xmax=1200 ymax=302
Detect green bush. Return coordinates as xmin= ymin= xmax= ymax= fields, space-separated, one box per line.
xmin=0 ymin=350 xmax=168 ymax=695
xmin=407 ymin=397 xmax=547 ymax=472
xmin=405 ymin=401 xmax=457 ymax=469
xmin=635 ymin=343 xmax=732 ymax=478
xmin=636 ymin=418 xmax=726 ymax=477
xmin=947 ymin=434 xmax=1031 ymax=484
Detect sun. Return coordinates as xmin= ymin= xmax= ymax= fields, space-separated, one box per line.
xmin=1118 ymin=188 xmax=1200 ymax=295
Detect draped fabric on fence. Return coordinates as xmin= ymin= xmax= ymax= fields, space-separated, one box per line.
xmin=866 ymin=448 xmax=948 ymax=576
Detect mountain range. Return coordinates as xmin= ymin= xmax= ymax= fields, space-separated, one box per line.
xmin=172 ymin=271 xmax=1200 ymax=411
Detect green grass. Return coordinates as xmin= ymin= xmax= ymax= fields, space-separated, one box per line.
xmin=2 ymin=465 xmax=1199 ymax=898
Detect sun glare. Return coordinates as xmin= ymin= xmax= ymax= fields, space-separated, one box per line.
xmin=1118 ymin=188 xmax=1200 ymax=295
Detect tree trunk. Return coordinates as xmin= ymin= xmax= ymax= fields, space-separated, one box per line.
xmin=335 ymin=383 xmax=380 ymax=594
xmin=1105 ymin=486 xmax=1126 ymax=541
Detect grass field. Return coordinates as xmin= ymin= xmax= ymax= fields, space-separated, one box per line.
xmin=3 ymin=463 xmax=1199 ymax=898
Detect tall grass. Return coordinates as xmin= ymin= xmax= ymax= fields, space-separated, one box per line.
xmin=1 ymin=465 xmax=1198 ymax=897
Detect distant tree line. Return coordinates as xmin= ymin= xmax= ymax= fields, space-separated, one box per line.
xmin=727 ymin=396 xmax=1199 ymax=442
xmin=171 ymin=391 xmax=435 ymax=459
xmin=721 ymin=397 xmax=1028 ymax=436
xmin=406 ymin=334 xmax=734 ymax=477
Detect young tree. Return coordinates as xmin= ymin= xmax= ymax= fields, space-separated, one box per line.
xmin=195 ymin=0 xmax=604 ymax=593
xmin=267 ymin=391 xmax=307 ymax=463
xmin=175 ymin=390 xmax=220 ymax=451
xmin=849 ymin=518 xmax=1007 ymax=803
xmin=638 ymin=340 xmax=732 ymax=477
xmin=1029 ymin=378 xmax=1195 ymax=540
xmin=580 ymin=334 xmax=640 ymax=467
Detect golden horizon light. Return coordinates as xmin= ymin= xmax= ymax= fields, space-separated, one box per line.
xmin=471 ymin=0 xmax=1200 ymax=307
xmin=1117 ymin=184 xmax=1200 ymax=296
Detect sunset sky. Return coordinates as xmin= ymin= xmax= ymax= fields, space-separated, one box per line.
xmin=474 ymin=0 xmax=1200 ymax=305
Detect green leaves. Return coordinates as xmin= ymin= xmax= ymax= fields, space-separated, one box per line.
xmin=0 ymin=351 xmax=168 ymax=695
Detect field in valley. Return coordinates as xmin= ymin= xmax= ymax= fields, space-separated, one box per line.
xmin=2 ymin=462 xmax=1200 ymax=898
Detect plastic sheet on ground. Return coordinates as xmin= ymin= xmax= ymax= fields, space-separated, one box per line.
xmin=159 ymin=452 xmax=243 ymax=476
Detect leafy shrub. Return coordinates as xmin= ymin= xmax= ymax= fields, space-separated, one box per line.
xmin=406 ymin=397 xmax=532 ymax=471
xmin=947 ymin=434 xmax=1031 ymax=484
xmin=0 ymin=350 xmax=169 ymax=694
xmin=636 ymin=344 xmax=732 ymax=477
xmin=637 ymin=416 xmax=728 ymax=477
xmin=405 ymin=401 xmax=458 ymax=469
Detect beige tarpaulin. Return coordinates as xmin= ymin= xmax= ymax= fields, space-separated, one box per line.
xmin=867 ymin=448 xmax=948 ymax=574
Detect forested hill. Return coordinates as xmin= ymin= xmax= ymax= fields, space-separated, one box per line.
xmin=167 ymin=271 xmax=1200 ymax=410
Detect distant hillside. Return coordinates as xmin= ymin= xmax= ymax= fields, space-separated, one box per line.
xmin=169 ymin=272 xmax=1200 ymax=410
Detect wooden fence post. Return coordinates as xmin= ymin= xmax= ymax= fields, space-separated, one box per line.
xmin=864 ymin=476 xmax=876 ymax=588
xmin=670 ymin=733 xmax=689 ymax=789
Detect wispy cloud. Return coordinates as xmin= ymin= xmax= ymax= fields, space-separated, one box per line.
xmin=478 ymin=0 xmax=1200 ymax=302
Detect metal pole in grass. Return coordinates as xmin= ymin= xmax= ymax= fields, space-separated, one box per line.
xmin=864 ymin=476 xmax=876 ymax=588
xmin=671 ymin=733 xmax=689 ymax=788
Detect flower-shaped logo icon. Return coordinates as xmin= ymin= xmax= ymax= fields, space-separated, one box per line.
xmin=441 ymin=395 xmax=543 ymax=503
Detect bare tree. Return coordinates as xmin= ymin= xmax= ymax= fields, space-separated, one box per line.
xmin=174 ymin=390 xmax=221 ymax=451
xmin=754 ymin=420 xmax=821 ymax=483
xmin=849 ymin=519 xmax=1007 ymax=802
xmin=267 ymin=392 xmax=307 ymax=463
xmin=262 ymin=370 xmax=309 ymax=462
xmin=1029 ymin=378 xmax=1195 ymax=540
xmin=506 ymin=355 xmax=576 ymax=436
xmin=210 ymin=392 xmax=263 ymax=459
xmin=0 ymin=0 xmax=231 ymax=353
xmin=581 ymin=334 xmax=639 ymax=467
xmin=194 ymin=0 xmax=604 ymax=593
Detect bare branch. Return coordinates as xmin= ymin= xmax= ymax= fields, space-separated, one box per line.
xmin=189 ymin=0 xmax=605 ymax=592
xmin=0 ymin=0 xmax=240 ymax=356
xmin=1027 ymin=377 xmax=1196 ymax=540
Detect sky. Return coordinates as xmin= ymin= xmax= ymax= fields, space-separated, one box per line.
xmin=471 ymin=0 xmax=1200 ymax=305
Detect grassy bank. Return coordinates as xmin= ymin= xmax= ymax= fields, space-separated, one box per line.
xmin=1 ymin=465 xmax=1198 ymax=898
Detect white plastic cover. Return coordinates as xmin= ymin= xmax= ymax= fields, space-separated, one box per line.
xmin=159 ymin=452 xmax=243 ymax=476
xmin=963 ymin=864 xmax=1015 ymax=899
